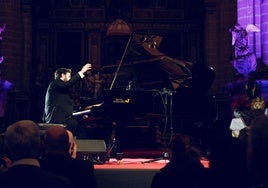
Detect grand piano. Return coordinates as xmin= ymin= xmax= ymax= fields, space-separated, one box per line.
xmin=76 ymin=34 xmax=216 ymax=152
xmin=102 ymin=34 xmax=195 ymax=91
xmin=80 ymin=34 xmax=216 ymax=115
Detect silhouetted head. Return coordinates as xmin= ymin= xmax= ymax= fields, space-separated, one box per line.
xmin=43 ymin=126 xmax=69 ymax=155
xmin=171 ymin=133 xmax=201 ymax=160
xmin=4 ymin=120 xmax=40 ymax=161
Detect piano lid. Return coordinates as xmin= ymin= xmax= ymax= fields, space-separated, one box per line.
xmin=102 ymin=34 xmax=213 ymax=92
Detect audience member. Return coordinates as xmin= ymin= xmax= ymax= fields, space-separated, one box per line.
xmin=206 ymin=134 xmax=248 ymax=188
xmin=248 ymin=115 xmax=268 ymax=187
xmin=0 ymin=133 xmax=12 ymax=173
xmin=151 ymin=133 xmax=207 ymax=188
xmin=0 ymin=120 xmax=73 ymax=188
xmin=203 ymin=110 xmax=249 ymax=188
xmin=39 ymin=125 xmax=96 ymax=188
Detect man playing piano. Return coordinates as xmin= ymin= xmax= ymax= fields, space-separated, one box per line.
xmin=43 ymin=64 xmax=92 ymax=139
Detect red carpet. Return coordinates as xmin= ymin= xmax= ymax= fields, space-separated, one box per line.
xmin=95 ymin=158 xmax=209 ymax=169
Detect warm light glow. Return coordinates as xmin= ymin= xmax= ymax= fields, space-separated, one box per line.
xmin=106 ymin=19 xmax=131 ymax=36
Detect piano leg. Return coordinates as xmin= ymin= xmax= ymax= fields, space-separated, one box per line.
xmin=106 ymin=120 xmax=126 ymax=158
xmin=107 ymin=129 xmax=116 ymax=158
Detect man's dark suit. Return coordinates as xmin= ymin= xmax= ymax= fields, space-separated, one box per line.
xmin=43 ymin=73 xmax=81 ymax=124
xmin=0 ymin=164 xmax=73 ymax=188
xmin=40 ymin=153 xmax=96 ymax=188
xmin=43 ymin=73 xmax=88 ymax=137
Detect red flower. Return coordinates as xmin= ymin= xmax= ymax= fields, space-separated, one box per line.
xmin=232 ymin=94 xmax=250 ymax=110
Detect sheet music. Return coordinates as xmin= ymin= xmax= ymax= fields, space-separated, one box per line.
xmin=72 ymin=109 xmax=91 ymax=116
xmin=72 ymin=102 xmax=103 ymax=116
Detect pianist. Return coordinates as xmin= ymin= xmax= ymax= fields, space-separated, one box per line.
xmin=43 ymin=64 xmax=92 ymax=139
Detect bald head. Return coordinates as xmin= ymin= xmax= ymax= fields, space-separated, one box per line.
xmin=43 ymin=126 xmax=69 ymax=154
xmin=5 ymin=120 xmax=40 ymax=161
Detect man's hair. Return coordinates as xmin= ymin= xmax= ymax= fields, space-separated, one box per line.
xmin=54 ymin=68 xmax=72 ymax=79
xmin=4 ymin=120 xmax=40 ymax=161
xmin=171 ymin=133 xmax=201 ymax=159
xmin=43 ymin=126 xmax=69 ymax=154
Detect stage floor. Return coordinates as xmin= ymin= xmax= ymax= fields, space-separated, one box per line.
xmin=94 ymin=158 xmax=209 ymax=188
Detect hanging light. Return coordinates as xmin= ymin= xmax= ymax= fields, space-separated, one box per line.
xmin=106 ymin=19 xmax=131 ymax=36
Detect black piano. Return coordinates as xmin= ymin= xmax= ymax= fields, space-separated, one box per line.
xmin=76 ymin=34 xmax=216 ymax=152
xmin=79 ymin=33 xmax=216 ymax=119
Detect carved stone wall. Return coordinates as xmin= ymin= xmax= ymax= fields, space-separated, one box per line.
xmin=0 ymin=0 xmax=32 ymax=121
xmin=204 ymin=0 xmax=237 ymax=94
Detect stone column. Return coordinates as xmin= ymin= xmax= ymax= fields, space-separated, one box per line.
xmin=261 ymin=1 xmax=268 ymax=65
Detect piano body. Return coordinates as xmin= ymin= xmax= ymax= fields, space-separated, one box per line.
xmin=76 ymin=34 xmax=216 ymax=149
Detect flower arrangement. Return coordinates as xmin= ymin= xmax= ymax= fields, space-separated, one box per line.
xmin=231 ymin=94 xmax=251 ymax=111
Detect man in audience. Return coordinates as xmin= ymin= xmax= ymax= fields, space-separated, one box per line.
xmin=248 ymin=115 xmax=268 ymax=187
xmin=151 ymin=133 xmax=207 ymax=188
xmin=40 ymin=125 xmax=96 ymax=188
xmin=0 ymin=120 xmax=73 ymax=188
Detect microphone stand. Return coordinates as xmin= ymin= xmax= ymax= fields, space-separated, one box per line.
xmin=142 ymin=88 xmax=175 ymax=164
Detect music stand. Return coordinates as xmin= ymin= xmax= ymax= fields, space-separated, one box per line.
xmin=142 ymin=88 xmax=175 ymax=164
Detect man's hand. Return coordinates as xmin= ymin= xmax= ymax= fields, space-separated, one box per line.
xmin=80 ymin=63 xmax=92 ymax=75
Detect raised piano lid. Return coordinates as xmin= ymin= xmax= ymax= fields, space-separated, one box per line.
xmin=101 ymin=34 xmax=193 ymax=91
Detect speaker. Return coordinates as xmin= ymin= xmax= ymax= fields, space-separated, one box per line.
xmin=75 ymin=139 xmax=108 ymax=164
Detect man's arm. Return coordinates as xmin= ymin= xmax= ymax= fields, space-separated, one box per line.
xmin=78 ymin=64 xmax=92 ymax=78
